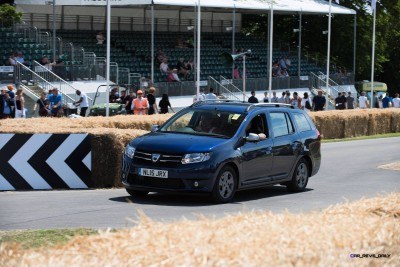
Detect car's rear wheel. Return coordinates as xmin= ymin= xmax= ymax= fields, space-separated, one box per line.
xmin=287 ymin=158 xmax=309 ymax=192
xmin=126 ymin=188 xmax=149 ymax=198
xmin=211 ymin=166 xmax=237 ymax=203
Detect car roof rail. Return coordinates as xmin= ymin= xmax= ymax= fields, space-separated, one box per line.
xmin=189 ymin=99 xmax=244 ymax=108
xmin=246 ymin=103 xmax=296 ymax=111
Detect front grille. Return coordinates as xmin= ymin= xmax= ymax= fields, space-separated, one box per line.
xmin=128 ymin=174 xmax=185 ymax=190
xmin=134 ymin=150 xmax=182 ymax=168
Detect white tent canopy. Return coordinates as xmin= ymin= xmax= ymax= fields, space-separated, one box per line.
xmin=15 ymin=0 xmax=356 ymax=15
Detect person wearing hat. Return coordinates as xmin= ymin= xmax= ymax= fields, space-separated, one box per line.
xmin=132 ymin=90 xmax=149 ymax=115
xmin=167 ymin=69 xmax=180 ymax=82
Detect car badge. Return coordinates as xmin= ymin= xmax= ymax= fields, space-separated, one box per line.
xmin=152 ymin=154 xmax=161 ymax=162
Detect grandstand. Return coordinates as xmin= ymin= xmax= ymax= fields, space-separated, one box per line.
xmin=1 ymin=0 xmax=357 ymax=110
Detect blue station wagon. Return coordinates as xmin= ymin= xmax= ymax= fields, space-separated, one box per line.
xmin=121 ymin=101 xmax=321 ymax=203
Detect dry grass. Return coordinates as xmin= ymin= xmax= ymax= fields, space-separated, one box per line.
xmin=1 ymin=193 xmax=399 ymax=267
xmin=378 ymin=162 xmax=400 ymax=171
xmin=0 ymin=114 xmax=173 ymax=133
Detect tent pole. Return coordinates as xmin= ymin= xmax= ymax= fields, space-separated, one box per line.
xmin=353 ymin=13 xmax=356 ymax=81
xmin=106 ymin=0 xmax=111 ymax=117
xmin=232 ymin=3 xmax=236 ymax=80
xmin=196 ymin=0 xmax=201 ymax=101
xmin=298 ymin=11 xmax=302 ymax=77
xmin=151 ymin=4 xmax=154 ymax=84
xmin=326 ymin=0 xmax=332 ymax=92
xmin=268 ymin=1 xmax=273 ymax=101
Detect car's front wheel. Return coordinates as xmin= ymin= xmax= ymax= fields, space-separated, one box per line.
xmin=126 ymin=188 xmax=149 ymax=198
xmin=211 ymin=166 xmax=237 ymax=203
xmin=287 ymin=158 xmax=309 ymax=192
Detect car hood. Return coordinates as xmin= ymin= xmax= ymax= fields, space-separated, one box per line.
xmin=131 ymin=132 xmax=229 ymax=154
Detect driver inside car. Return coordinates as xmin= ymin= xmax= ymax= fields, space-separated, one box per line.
xmin=246 ymin=116 xmax=267 ymax=140
xmin=196 ymin=113 xmax=220 ymax=134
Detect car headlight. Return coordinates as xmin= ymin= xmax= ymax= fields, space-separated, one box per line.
xmin=181 ymin=153 xmax=211 ymax=164
xmin=124 ymin=145 xmax=136 ymax=158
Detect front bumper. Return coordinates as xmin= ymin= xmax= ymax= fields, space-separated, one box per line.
xmin=121 ymin=154 xmax=217 ymax=193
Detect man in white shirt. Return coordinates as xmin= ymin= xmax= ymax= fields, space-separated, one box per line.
xmin=205 ymin=88 xmax=217 ymax=100
xmin=193 ymin=88 xmax=206 ymax=103
xmin=271 ymin=91 xmax=279 ymax=103
xmin=358 ymin=91 xmax=369 ymax=109
xmin=75 ymin=90 xmax=89 ymax=117
xmin=392 ymin=93 xmax=400 ymax=108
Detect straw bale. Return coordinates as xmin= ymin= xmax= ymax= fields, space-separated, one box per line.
xmin=0 ymin=193 xmax=398 ymax=266
xmin=0 ymin=114 xmax=172 ymax=132
xmin=378 ymin=162 xmax=400 ymax=171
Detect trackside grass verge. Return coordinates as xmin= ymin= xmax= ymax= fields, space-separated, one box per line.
xmin=323 ymin=132 xmax=400 ymax=143
xmin=0 ymin=228 xmax=97 ymax=249
xmin=1 ymin=193 xmax=399 ymax=266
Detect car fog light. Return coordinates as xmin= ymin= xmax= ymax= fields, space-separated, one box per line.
xmin=194 ymin=181 xmax=199 ymax=187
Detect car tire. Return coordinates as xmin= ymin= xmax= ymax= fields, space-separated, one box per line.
xmin=126 ymin=188 xmax=149 ymax=198
xmin=211 ymin=165 xmax=237 ymax=203
xmin=287 ymin=158 xmax=309 ymax=192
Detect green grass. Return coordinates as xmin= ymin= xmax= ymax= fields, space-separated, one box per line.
xmin=0 ymin=228 xmax=98 ymax=249
xmin=323 ymin=132 xmax=400 ymax=143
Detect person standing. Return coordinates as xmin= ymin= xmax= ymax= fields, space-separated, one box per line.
xmin=193 ymin=88 xmax=206 ymax=103
xmin=125 ymin=91 xmax=135 ymax=114
xmin=33 ymin=91 xmax=50 ymax=117
xmin=284 ymin=91 xmax=291 ymax=104
xmin=248 ymin=91 xmax=259 ymax=103
xmin=74 ymin=90 xmax=89 ymax=117
xmin=271 ymin=91 xmax=279 ymax=103
xmin=382 ymin=94 xmax=392 ymax=109
xmin=133 ymin=90 xmax=148 ymax=115
xmin=372 ymin=92 xmax=380 ymax=108
xmin=339 ymin=92 xmax=347 ymax=109
xmin=301 ymin=92 xmax=312 ymax=112
xmin=159 ymin=94 xmax=174 ymax=114
xmin=0 ymin=89 xmax=14 ymax=119
xmin=147 ymin=87 xmax=158 ymax=115
xmin=14 ymin=88 xmax=26 ymax=118
xmin=346 ymin=92 xmax=355 ymax=109
xmin=312 ymin=90 xmax=326 ymax=111
xmin=278 ymin=92 xmax=286 ymax=103
xmin=392 ymin=93 xmax=400 ymax=108
xmin=291 ymin=92 xmax=302 ymax=108
xmin=48 ymin=87 xmax=63 ymax=117
xmin=358 ymin=91 xmax=369 ymax=109
xmin=205 ymin=88 xmax=217 ymax=100
xmin=262 ymin=92 xmax=269 ymax=103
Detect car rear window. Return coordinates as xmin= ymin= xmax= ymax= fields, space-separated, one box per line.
xmin=293 ymin=113 xmax=312 ymax=132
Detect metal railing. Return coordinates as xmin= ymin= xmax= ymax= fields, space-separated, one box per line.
xmin=208 ymin=76 xmax=247 ymax=101
xmin=220 ymin=75 xmax=250 ymax=101
xmin=309 ymin=72 xmax=337 ymax=110
xmin=15 ymin=61 xmax=77 ymax=105
xmin=32 ymin=60 xmax=93 ymax=103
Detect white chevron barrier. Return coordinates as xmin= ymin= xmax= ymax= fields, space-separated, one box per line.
xmin=0 ymin=134 xmax=91 ymax=190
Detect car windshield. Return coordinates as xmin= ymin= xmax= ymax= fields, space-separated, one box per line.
xmin=159 ymin=109 xmax=246 ymax=138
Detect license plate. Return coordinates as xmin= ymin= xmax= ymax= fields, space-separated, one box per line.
xmin=138 ymin=168 xmax=168 ymax=178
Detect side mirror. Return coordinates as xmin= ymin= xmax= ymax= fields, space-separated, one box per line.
xmin=151 ymin=125 xmax=159 ymax=132
xmin=245 ymin=133 xmax=260 ymax=142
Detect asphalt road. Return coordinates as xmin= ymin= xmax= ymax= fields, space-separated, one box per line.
xmin=0 ymin=137 xmax=399 ymax=230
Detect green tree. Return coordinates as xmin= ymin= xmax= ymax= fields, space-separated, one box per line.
xmin=0 ymin=3 xmax=22 ymax=28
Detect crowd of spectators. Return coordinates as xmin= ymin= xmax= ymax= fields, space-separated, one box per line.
xmin=109 ymin=86 xmax=174 ymax=115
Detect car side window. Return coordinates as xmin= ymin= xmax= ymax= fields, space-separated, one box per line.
xmin=246 ymin=114 xmax=268 ymax=138
xmin=270 ymin=112 xmax=292 ymax=137
xmin=293 ymin=113 xmax=312 ymax=132
xmin=285 ymin=113 xmax=295 ymax=134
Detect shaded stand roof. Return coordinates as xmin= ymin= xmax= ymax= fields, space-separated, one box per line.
xmin=15 ymin=0 xmax=356 ymax=15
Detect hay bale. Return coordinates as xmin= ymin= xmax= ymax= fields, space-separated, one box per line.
xmin=1 ymin=193 xmax=398 ymax=266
